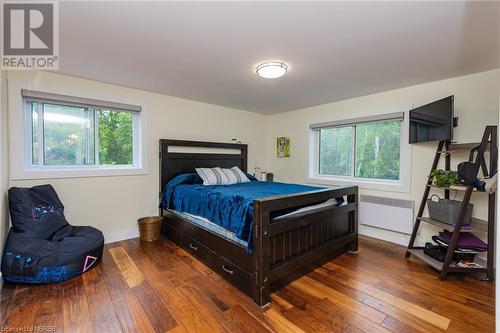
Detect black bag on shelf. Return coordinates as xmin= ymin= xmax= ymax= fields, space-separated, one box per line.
xmin=423 ymin=242 xmax=446 ymax=262
xmin=458 ymin=149 xmax=478 ymax=185
xmin=458 ymin=161 xmax=477 ymax=185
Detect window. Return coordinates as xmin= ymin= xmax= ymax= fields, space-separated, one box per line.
xmin=319 ymin=120 xmax=401 ymax=180
xmin=29 ymin=102 xmax=134 ymax=167
xmin=355 ymin=121 xmax=400 ymax=180
xmin=310 ymin=112 xmax=410 ymax=192
xmin=319 ymin=126 xmax=353 ymax=176
xmin=16 ymin=90 xmax=147 ymax=179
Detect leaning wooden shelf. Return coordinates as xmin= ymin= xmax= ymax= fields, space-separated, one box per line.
xmin=406 ymin=126 xmax=497 ymax=281
xmin=417 ymin=216 xmax=488 ymax=233
xmin=449 ymin=142 xmax=490 ymax=151
xmin=437 ymin=142 xmax=490 ymax=155
xmin=425 ymin=183 xmax=496 ymax=192
xmin=407 ymin=249 xmax=488 ymax=273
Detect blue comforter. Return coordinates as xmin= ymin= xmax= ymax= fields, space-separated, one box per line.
xmin=163 ymin=173 xmax=323 ymax=252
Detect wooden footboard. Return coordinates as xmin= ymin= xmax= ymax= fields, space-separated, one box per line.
xmin=158 ymin=139 xmax=358 ymax=308
xmin=252 ymin=186 xmax=358 ymax=307
xmin=161 ymin=186 xmax=358 ymax=308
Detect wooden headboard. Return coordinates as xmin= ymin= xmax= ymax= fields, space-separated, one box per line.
xmin=159 ymin=139 xmax=248 ymax=199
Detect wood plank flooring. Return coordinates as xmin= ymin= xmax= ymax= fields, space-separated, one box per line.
xmin=0 ymin=235 xmax=494 ymax=332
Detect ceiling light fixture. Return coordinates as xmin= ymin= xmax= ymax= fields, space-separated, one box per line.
xmin=256 ymin=62 xmax=288 ymax=79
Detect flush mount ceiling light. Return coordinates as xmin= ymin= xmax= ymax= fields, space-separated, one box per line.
xmin=256 ymin=62 xmax=288 ymax=79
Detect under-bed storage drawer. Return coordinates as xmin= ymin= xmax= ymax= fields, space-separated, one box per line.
xmin=209 ymin=252 xmax=252 ymax=296
xmin=181 ymin=235 xmax=211 ymax=263
xmin=180 ymin=234 xmax=252 ymax=295
xmin=163 ymin=219 xmax=253 ymax=297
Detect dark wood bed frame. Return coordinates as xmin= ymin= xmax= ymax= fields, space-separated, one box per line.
xmin=159 ymin=139 xmax=358 ymax=307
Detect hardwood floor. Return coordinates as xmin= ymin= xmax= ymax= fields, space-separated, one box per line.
xmin=0 ymin=235 xmax=494 ymax=332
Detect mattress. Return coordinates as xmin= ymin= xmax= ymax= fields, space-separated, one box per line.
xmin=163 ymin=172 xmax=328 ymax=252
xmin=168 ymin=209 xmax=249 ymax=248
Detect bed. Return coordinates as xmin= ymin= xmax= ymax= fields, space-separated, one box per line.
xmin=159 ymin=139 xmax=358 ymax=307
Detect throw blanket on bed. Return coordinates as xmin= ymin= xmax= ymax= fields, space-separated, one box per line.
xmin=163 ymin=173 xmax=323 ymax=252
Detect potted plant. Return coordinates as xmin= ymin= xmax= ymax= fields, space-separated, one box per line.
xmin=428 ymin=169 xmax=460 ymax=187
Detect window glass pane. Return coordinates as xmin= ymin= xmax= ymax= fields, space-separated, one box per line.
xmin=97 ymin=109 xmax=133 ymax=165
xmin=43 ymin=103 xmax=95 ymax=165
xmin=355 ymin=120 xmax=400 ymax=180
xmin=31 ymin=102 xmax=41 ymax=165
xmin=319 ymin=126 xmax=353 ymax=176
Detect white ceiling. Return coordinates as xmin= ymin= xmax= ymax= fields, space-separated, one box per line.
xmin=59 ymin=1 xmax=500 ymax=114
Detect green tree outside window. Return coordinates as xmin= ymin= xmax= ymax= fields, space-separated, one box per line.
xmin=319 ymin=120 xmax=400 ymax=180
xmin=31 ymin=102 xmax=134 ymax=166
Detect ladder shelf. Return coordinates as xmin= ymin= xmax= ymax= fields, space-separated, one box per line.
xmin=405 ymin=126 xmax=497 ymax=281
xmin=407 ymin=249 xmax=488 ymax=273
xmin=417 ymin=216 xmax=488 ymax=233
xmin=426 ymin=184 xmax=480 ymax=192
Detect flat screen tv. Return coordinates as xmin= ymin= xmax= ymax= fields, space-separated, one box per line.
xmin=409 ymin=96 xmax=454 ymax=144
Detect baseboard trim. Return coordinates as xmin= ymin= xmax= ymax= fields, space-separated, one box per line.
xmin=104 ymin=227 xmax=139 ymax=244
xmin=359 ymin=224 xmax=410 ymax=247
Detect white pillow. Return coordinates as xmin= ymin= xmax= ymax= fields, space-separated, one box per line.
xmin=195 ymin=167 xmax=231 ymax=185
xmin=222 ymin=166 xmax=250 ymax=184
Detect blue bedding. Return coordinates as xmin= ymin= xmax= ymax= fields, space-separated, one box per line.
xmin=163 ymin=173 xmax=323 ymax=252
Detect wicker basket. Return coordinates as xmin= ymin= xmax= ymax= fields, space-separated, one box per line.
xmin=138 ymin=216 xmax=162 ymax=242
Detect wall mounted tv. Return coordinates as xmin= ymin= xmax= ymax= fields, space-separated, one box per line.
xmin=409 ymin=96 xmax=454 ymax=144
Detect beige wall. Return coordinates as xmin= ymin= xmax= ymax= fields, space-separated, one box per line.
xmin=0 ymin=70 xmax=8 ymax=255
xmin=266 ymin=69 xmax=500 ymax=244
xmin=6 ymin=71 xmax=267 ymax=241
xmin=2 ymin=69 xmax=499 ymax=246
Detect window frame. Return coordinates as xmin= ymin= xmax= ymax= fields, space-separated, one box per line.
xmin=11 ymin=91 xmax=148 ymax=180
xmin=308 ymin=112 xmax=412 ymax=193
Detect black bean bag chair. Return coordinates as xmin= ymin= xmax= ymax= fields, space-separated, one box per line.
xmin=1 ymin=184 xmax=104 ymax=284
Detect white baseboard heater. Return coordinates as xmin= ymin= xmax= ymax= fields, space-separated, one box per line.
xmin=359 ymin=195 xmax=414 ymax=234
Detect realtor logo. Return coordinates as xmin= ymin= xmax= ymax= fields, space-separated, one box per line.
xmin=1 ymin=1 xmax=59 ymax=69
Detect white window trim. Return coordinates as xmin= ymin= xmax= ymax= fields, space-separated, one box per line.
xmin=307 ymin=111 xmax=412 ymax=193
xmin=10 ymin=90 xmax=149 ymax=180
